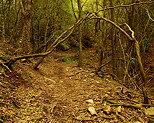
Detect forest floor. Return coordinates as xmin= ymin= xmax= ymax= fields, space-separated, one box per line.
xmin=0 ymin=42 xmax=154 ymax=123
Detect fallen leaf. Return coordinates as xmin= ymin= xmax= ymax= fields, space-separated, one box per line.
xmin=103 ymin=105 xmax=112 ymax=115
xmin=50 ymin=102 xmax=57 ymax=113
xmin=116 ymin=106 xmax=122 ymax=113
xmin=145 ymin=107 xmax=154 ymax=116
xmin=88 ymin=106 xmax=97 ymax=115
xmin=86 ymin=99 xmax=94 ymax=104
xmin=102 ymin=94 xmax=109 ymax=101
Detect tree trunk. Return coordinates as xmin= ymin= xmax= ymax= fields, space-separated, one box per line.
xmin=19 ymin=0 xmax=33 ymax=54
xmin=109 ymin=0 xmax=116 ymax=74
xmin=2 ymin=0 xmax=6 ymax=42
xmin=77 ymin=0 xmax=83 ymax=67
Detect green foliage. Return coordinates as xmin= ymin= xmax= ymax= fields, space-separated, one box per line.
xmin=143 ymin=38 xmax=150 ymax=47
xmin=0 ymin=96 xmax=5 ymax=99
xmin=59 ymin=42 xmax=70 ymax=51
xmin=61 ymin=55 xmax=77 ymax=64
xmin=130 ymin=58 xmax=136 ymax=64
xmin=69 ymin=36 xmax=79 ymax=47
xmin=1 ymin=55 xmax=10 ymax=62
xmin=0 ymin=115 xmax=10 ymax=121
xmin=0 ymin=68 xmax=5 ymax=75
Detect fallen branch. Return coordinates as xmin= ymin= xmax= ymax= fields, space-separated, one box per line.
xmin=107 ymin=100 xmax=143 ymax=109
xmin=0 ymin=61 xmax=12 ymax=72
xmin=33 ymin=25 xmax=75 ymax=69
xmin=96 ymin=60 xmax=112 ymax=72
xmin=4 ymin=18 xmax=85 ymax=68
xmin=74 ymin=115 xmax=115 ymax=122
xmin=107 ymin=100 xmax=154 ymax=108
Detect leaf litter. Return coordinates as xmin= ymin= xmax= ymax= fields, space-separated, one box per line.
xmin=0 ymin=50 xmax=154 ymax=123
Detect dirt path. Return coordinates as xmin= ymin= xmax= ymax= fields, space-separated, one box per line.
xmin=0 ymin=52 xmax=152 ymax=123
xmin=13 ymin=57 xmax=117 ymax=122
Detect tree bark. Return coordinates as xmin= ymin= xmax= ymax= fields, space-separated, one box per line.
xmin=19 ymin=0 xmax=33 ymax=54
xmin=109 ymin=0 xmax=116 ymax=74
xmin=77 ymin=0 xmax=83 ymax=67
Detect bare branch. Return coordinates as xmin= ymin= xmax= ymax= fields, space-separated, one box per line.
xmin=70 ymin=0 xmax=77 ymax=20
xmin=124 ymin=23 xmax=135 ymax=39
xmin=124 ymin=23 xmax=148 ymax=104
xmin=81 ymin=0 xmax=88 ymax=10
xmin=94 ymin=15 xmax=133 ymax=41
xmin=0 ymin=61 xmax=12 ymax=72
xmin=144 ymin=8 xmax=154 ymax=21
xmin=97 ymin=1 xmax=154 ymax=13
xmin=5 ymin=18 xmax=85 ymax=68
xmin=19 ymin=0 xmax=25 ymax=15
xmin=93 ymin=14 xmax=148 ymax=103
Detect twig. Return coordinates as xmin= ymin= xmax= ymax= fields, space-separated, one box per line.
xmin=93 ymin=16 xmax=133 ymax=41
xmin=96 ymin=60 xmax=111 ymax=72
xmin=124 ymin=23 xmax=135 ymax=38
xmin=0 ymin=61 xmax=12 ymax=72
xmin=97 ymin=2 xmax=154 ymax=13
xmin=107 ymin=100 xmax=143 ymax=109
xmin=140 ymin=4 xmax=154 ymax=22
xmin=74 ymin=115 xmax=115 ymax=121
xmin=108 ymin=100 xmax=154 ymax=108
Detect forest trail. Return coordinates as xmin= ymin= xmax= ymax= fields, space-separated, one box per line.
xmin=0 ymin=50 xmax=153 ymax=123
xmin=1 ymin=0 xmax=154 ymax=122
xmin=4 ymin=52 xmax=119 ymax=122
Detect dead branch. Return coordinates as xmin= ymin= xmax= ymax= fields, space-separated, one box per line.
xmin=145 ymin=9 xmax=154 ymax=21
xmin=96 ymin=60 xmax=111 ymax=73
xmin=124 ymin=23 xmax=145 ymax=81
xmin=3 ymin=1 xmax=153 ymax=69
xmin=74 ymin=115 xmax=115 ymax=121
xmin=124 ymin=23 xmax=148 ymax=104
xmin=33 ymin=25 xmax=75 ymax=69
xmin=94 ymin=14 xmax=148 ymax=104
xmin=19 ymin=0 xmax=25 ymax=15
xmin=108 ymin=100 xmax=154 ymax=108
xmin=139 ymin=3 xmax=154 ymax=22
xmin=97 ymin=1 xmax=154 ymax=13
xmin=36 ymin=33 xmax=55 ymax=52
xmin=107 ymin=100 xmax=143 ymax=109
xmin=0 ymin=61 xmax=12 ymax=72
xmin=4 ymin=18 xmax=87 ymax=68
xmin=94 ymin=16 xmax=133 ymax=41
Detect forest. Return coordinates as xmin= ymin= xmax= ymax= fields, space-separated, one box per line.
xmin=0 ymin=0 xmax=154 ymax=122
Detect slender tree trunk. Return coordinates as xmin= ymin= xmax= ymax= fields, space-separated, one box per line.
xmin=109 ymin=0 xmax=116 ymax=74
xmin=77 ymin=0 xmax=83 ymax=67
xmin=70 ymin=0 xmax=77 ymax=20
xmin=95 ymin=0 xmax=103 ymax=68
xmin=19 ymin=0 xmax=33 ymax=54
xmin=2 ymin=0 xmax=6 ymax=42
